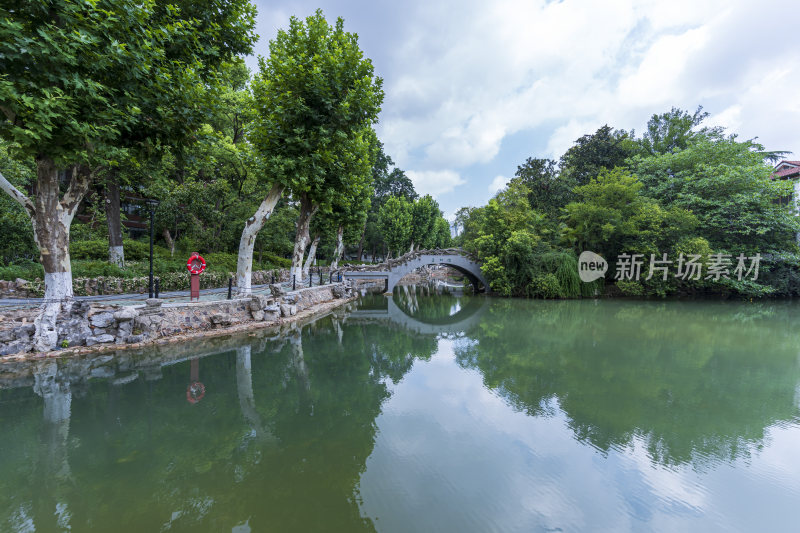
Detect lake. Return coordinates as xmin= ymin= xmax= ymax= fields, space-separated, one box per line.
xmin=1 ymin=286 xmax=799 ymax=532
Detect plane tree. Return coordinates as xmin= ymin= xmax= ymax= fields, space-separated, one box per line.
xmin=240 ymin=10 xmax=383 ymax=293
xmin=0 ymin=0 xmax=257 ymax=350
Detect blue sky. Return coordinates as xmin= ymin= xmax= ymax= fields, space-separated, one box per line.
xmin=246 ymin=0 xmax=800 ymax=218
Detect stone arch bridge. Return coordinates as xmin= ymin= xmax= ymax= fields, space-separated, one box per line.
xmin=340 ymin=249 xmax=488 ymax=293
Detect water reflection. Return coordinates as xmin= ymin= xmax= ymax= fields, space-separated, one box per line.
xmin=455 ymin=299 xmax=800 ymax=468
xmin=0 ymin=292 xmax=799 ymax=531
xmin=0 ymin=316 xmax=402 ymax=531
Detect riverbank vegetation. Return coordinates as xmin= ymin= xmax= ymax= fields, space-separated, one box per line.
xmin=0 ymin=4 xmax=796 ymax=350
xmin=0 ymin=3 xmax=453 ymax=350
xmin=454 ymin=108 xmax=800 ymax=298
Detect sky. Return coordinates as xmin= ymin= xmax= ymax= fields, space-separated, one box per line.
xmin=246 ymin=0 xmax=800 ymax=218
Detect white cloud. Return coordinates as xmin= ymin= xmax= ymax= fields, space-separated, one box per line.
xmin=377 ymin=0 xmax=800 ymax=172
xmin=488 ymin=175 xmax=510 ymax=194
xmin=250 ymin=0 xmax=800 ymax=213
xmin=406 ymin=169 xmax=465 ymax=197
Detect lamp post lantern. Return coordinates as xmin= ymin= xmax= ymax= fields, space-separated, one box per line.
xmin=145 ymin=198 xmax=159 ymax=298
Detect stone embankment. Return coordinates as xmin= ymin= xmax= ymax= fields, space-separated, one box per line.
xmin=0 ymin=283 xmax=353 ymax=358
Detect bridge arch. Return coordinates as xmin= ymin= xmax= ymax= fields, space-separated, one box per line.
xmin=342 ymin=250 xmax=488 ymax=293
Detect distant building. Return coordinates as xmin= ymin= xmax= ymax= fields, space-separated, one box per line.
xmin=773 ymin=160 xmax=800 ymax=211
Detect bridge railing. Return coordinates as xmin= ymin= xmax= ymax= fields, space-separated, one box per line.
xmin=340 ymin=248 xmax=478 ymax=272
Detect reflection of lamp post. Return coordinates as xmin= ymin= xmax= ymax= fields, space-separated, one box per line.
xmin=145 ymin=199 xmax=159 ymax=298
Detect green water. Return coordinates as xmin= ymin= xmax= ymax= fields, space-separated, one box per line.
xmin=2 ymin=287 xmax=800 ymax=532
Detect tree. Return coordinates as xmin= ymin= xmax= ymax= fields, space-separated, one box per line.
xmin=378 ymin=196 xmax=412 ymax=258
xmin=639 ymin=106 xmax=723 ymax=156
xmin=559 ymin=125 xmax=636 ymax=186
xmin=244 ymin=10 xmax=383 ymax=291
xmin=0 ymin=0 xmax=257 ymax=350
xmin=630 ymin=135 xmax=799 ymax=256
xmin=432 ymin=217 xmax=452 ymax=248
xmin=409 ymin=195 xmax=441 ymax=251
xmin=511 ymin=157 xmax=575 ymax=217
xmin=356 ymin=142 xmax=416 ymax=261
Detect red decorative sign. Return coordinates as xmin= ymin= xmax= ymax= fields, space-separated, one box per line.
xmin=186 ymin=252 xmax=206 ymax=274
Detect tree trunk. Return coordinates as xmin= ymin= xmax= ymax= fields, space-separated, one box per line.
xmin=236 ymin=345 xmax=277 ymax=445
xmin=104 ymin=175 xmax=124 ymax=267
xmin=0 ymin=160 xmax=91 ymax=352
xmin=356 ymin=220 xmax=366 ymax=261
xmin=302 ymin=233 xmax=320 ymax=280
xmin=290 ymin=194 xmax=318 ymax=284
xmin=162 ymin=227 xmax=175 ymax=257
xmin=409 ymin=240 xmax=415 ymax=254
xmin=235 ymin=183 xmax=283 ymax=295
xmin=330 ymin=225 xmax=345 ymax=270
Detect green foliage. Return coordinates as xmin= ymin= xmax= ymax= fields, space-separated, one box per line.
xmin=70 ymin=239 xmax=150 ymax=261
xmin=433 ymin=217 xmax=452 ymax=248
xmin=616 ymin=280 xmax=645 ymax=296
xmin=250 ymin=10 xmax=383 ymax=204
xmin=559 ymin=125 xmax=637 ymax=186
xmin=72 ymin=260 xmax=127 ymax=279
xmin=378 ymin=196 xmax=412 ymax=257
xmin=639 ymin=106 xmax=722 ymax=156
xmin=0 ymin=142 xmax=36 ymax=263
xmin=409 ymin=195 xmax=440 ymax=249
xmin=512 ymin=157 xmax=575 ymax=217
xmin=629 ymin=136 xmax=799 ymax=255
xmin=528 ymin=273 xmax=562 ymax=299
xmin=0 ymin=260 xmax=43 ymax=281
xmin=0 ymin=0 xmax=257 ymax=167
xmin=457 ymin=107 xmax=799 ymax=300
xmin=563 ymin=169 xmax=699 ymax=261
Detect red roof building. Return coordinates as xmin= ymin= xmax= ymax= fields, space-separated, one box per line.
xmin=773 ymin=160 xmax=800 ymax=179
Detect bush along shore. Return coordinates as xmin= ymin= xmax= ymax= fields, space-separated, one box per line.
xmin=0 ymin=283 xmax=354 ymax=357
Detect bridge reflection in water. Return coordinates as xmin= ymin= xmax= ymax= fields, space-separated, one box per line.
xmin=347 ymin=285 xmax=488 ymax=336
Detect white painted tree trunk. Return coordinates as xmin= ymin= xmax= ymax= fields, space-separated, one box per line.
xmin=330 ymin=225 xmax=345 ymax=270
xmin=34 ymin=361 xmax=74 ymax=513
xmin=1 ymin=160 xmax=90 ymax=352
xmin=290 ymin=195 xmax=317 ymax=284
xmin=235 ymin=183 xmax=283 ymax=296
xmin=236 ymin=345 xmax=277 ymax=444
xmin=302 ymin=234 xmax=320 ymax=280
xmin=290 ymin=331 xmax=310 ymax=393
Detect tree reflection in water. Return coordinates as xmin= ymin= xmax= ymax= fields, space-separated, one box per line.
xmin=455 ymin=299 xmax=800 ymax=468
xmin=0 ymin=308 xmax=436 ymax=532
xmin=1 ymin=294 xmax=799 ymax=531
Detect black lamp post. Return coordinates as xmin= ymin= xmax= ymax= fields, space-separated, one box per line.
xmin=145 ymin=198 xmax=159 ymax=298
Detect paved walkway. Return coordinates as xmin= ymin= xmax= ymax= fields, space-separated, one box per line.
xmin=0 ymin=274 xmax=332 ymax=308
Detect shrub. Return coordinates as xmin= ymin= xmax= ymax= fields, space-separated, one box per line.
xmin=69 ymin=240 xmax=109 ymax=260
xmin=204 ymin=252 xmax=238 ymax=273
xmin=69 ymin=239 xmax=154 ymax=261
xmin=616 ymin=280 xmax=644 ymax=296
xmin=0 ymin=260 xmax=43 ymax=281
xmin=72 ymin=260 xmax=126 ymax=279
xmin=258 ymin=252 xmax=291 ymax=269
xmin=528 ymin=273 xmax=562 ymax=299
